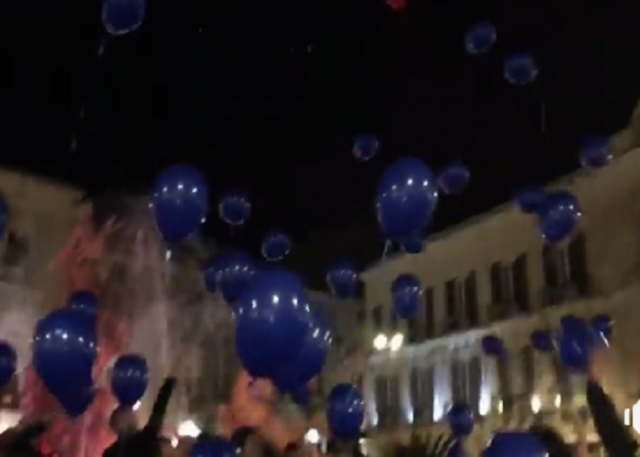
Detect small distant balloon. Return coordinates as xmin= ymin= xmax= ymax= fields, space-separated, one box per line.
xmin=102 ymin=0 xmax=146 ymax=36
xmin=353 ymin=134 xmax=379 ymax=161
xmin=326 ymin=259 xmax=358 ymax=299
xmin=0 ymin=195 xmax=7 ymax=240
xmin=580 ymin=135 xmax=611 ymax=169
xmin=111 ymin=354 xmax=149 ymax=407
xmin=0 ymin=342 xmax=16 ymax=389
xmin=67 ymin=290 xmax=99 ymax=315
xmin=538 ymin=191 xmax=581 ymax=244
xmin=438 ymin=163 xmax=470 ymax=195
xmin=326 ymin=384 xmax=364 ymax=440
xmin=402 ymin=235 xmax=424 ymax=254
xmin=464 ymin=22 xmax=496 ymax=55
xmin=530 ymin=330 xmax=554 ymax=353
xmin=481 ymin=335 xmax=504 ymax=357
xmin=376 ymin=157 xmax=439 ymax=242
xmin=448 ymin=403 xmax=474 ymax=437
xmin=504 ymin=53 xmax=538 ymax=86
xmin=391 ymin=274 xmax=422 ymax=319
xmin=152 ymin=165 xmax=209 ymax=244
xmin=261 ymin=230 xmax=292 ymax=262
xmin=219 ymin=191 xmax=251 ymax=226
xmin=515 ymin=186 xmax=546 ymax=214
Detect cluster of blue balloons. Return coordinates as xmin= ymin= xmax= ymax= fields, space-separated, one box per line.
xmin=32 ymin=290 xmax=100 ymax=417
xmin=515 ymin=187 xmax=582 ymax=244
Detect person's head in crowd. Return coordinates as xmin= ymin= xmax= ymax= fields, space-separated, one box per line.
xmin=109 ymin=405 xmax=139 ymax=438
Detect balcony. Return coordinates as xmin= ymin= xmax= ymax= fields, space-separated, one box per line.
xmin=542 ymin=283 xmax=580 ymax=307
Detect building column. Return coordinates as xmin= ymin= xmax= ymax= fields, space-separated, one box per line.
xmin=399 ymin=361 xmax=413 ymax=425
xmin=433 ymin=350 xmax=451 ymax=422
xmin=363 ymin=365 xmax=378 ymax=428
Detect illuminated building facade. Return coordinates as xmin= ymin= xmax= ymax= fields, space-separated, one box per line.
xmin=359 ymin=147 xmax=640 ymax=456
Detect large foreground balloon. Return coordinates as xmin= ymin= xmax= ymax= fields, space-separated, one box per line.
xmin=327 ymin=384 xmax=364 ymax=439
xmin=326 ymin=259 xmax=358 ymax=299
xmin=190 ymin=437 xmax=238 ymax=457
xmin=391 ymin=274 xmax=422 ymax=319
xmin=152 ymin=165 xmax=209 ymax=244
xmin=538 ymin=191 xmax=581 ymax=243
xmin=272 ymin=308 xmax=332 ymax=393
xmin=376 ymin=157 xmax=439 ymax=241
xmin=464 ymin=22 xmax=497 ymax=55
xmin=234 ymin=270 xmax=312 ymax=378
xmin=483 ymin=432 xmax=547 ymax=457
xmin=67 ymin=290 xmax=99 ymax=315
xmin=218 ymin=252 xmax=256 ymax=304
xmin=0 ymin=341 xmax=16 ymax=389
xmin=33 ymin=308 xmax=97 ymax=417
xmin=102 ymin=0 xmax=146 ymax=36
xmin=111 ymin=354 xmax=149 ymax=407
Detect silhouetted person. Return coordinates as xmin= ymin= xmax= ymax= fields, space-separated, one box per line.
xmin=0 ymin=421 xmax=46 ymax=457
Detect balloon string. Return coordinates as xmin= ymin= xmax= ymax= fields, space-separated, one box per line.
xmin=382 ymin=240 xmax=392 ymax=259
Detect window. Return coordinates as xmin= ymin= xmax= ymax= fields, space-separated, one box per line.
xmin=496 ymin=356 xmax=513 ymax=414
xmin=450 ymin=359 xmax=467 ymax=404
xmin=407 ymin=316 xmax=421 ymax=344
xmin=464 ymin=272 xmax=479 ymax=327
xmin=450 ymin=357 xmax=481 ymax=409
xmin=490 ymin=262 xmax=513 ymax=320
xmin=445 ymin=279 xmax=461 ymax=332
xmin=568 ymin=233 xmax=589 ymax=296
xmin=467 ymin=357 xmax=482 ymax=414
xmin=372 ymin=305 xmax=383 ymax=331
xmin=410 ymin=366 xmax=434 ymax=424
xmin=512 ymin=254 xmax=530 ymax=313
xmin=375 ymin=376 xmax=389 ymax=415
xmin=424 ymin=287 xmax=435 ymax=338
xmin=375 ymin=375 xmax=401 ymax=429
xmin=390 ymin=306 xmax=398 ymax=330
xmin=543 ymin=244 xmax=568 ymax=289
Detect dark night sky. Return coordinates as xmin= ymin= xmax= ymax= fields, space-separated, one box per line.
xmin=2 ymin=0 xmax=640 ymax=287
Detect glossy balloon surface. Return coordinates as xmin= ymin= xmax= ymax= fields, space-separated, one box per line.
xmin=464 ymin=21 xmax=496 ymax=55
xmin=376 ymin=157 xmax=438 ymax=242
xmin=538 ymin=191 xmax=581 ymax=243
xmin=326 ymin=259 xmax=358 ymax=299
xmin=326 ymin=384 xmax=364 ymax=440
xmin=262 ymin=230 xmax=292 ymax=262
xmin=392 ymin=274 xmax=422 ymax=319
xmin=504 ymin=53 xmax=539 ymax=85
xmin=438 ymin=163 xmax=470 ymax=195
xmin=111 ymin=354 xmax=149 ymax=407
xmin=272 ymin=307 xmax=332 ymax=392
xmin=580 ymin=135 xmax=611 ymax=169
xmin=219 ymin=192 xmax=251 ymax=226
xmin=515 ymin=186 xmax=546 ymax=214
xmin=218 ymin=252 xmax=256 ymax=304
xmin=448 ymin=403 xmax=474 ymax=437
xmin=33 ymin=308 xmax=97 ymax=417
xmin=353 ymin=134 xmax=380 ymax=161
xmin=67 ymin=290 xmax=99 ymax=315
xmin=234 ymin=270 xmax=312 ymax=378
xmin=152 ymin=165 xmax=209 ymax=244
xmin=102 ymin=0 xmax=146 ymax=36
xmin=0 ymin=341 xmax=16 ymax=388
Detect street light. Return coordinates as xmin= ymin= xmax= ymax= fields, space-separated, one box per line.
xmin=373 ymin=333 xmax=388 ymax=351
xmin=305 ymin=428 xmax=320 ymax=444
xmin=372 ymin=332 xmax=404 ymax=352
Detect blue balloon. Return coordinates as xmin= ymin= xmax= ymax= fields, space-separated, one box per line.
xmin=0 ymin=341 xmax=16 ymax=389
xmin=33 ymin=308 xmax=97 ymax=417
xmin=483 ymin=432 xmax=547 ymax=457
xmin=190 ymin=437 xmax=238 ymax=457
xmin=448 ymin=404 xmax=474 ymax=437
xmin=402 ymin=235 xmax=424 ymax=254
xmin=447 ymin=439 xmax=465 ymax=457
xmin=438 ymin=163 xmax=470 ymax=195
xmin=152 ymin=165 xmax=209 ymax=244
xmin=326 ymin=259 xmax=358 ymax=299
xmin=102 ymin=0 xmax=146 ymax=36
xmin=504 ymin=53 xmax=539 ymax=86
xmin=234 ymin=270 xmax=312 ymax=378
xmin=67 ymin=290 xmax=99 ymax=315
xmin=590 ymin=314 xmax=613 ymax=340
xmin=58 ymin=386 xmax=95 ymax=418
xmin=291 ymin=384 xmax=311 ymax=407
xmin=481 ymin=335 xmax=504 ymax=357
xmin=0 ymin=195 xmax=8 ymax=240
xmin=464 ymin=21 xmax=496 ymax=55
xmin=353 ymin=134 xmax=380 ymax=161
xmin=326 ymin=384 xmax=364 ymax=440
xmin=377 ymin=158 xmax=439 ymax=242
xmin=111 ymin=354 xmax=149 ymax=407
xmin=537 ymin=191 xmax=581 ymax=243
xmin=272 ymin=307 xmax=332 ymax=393
xmin=560 ymin=314 xmax=583 ymax=330
xmin=392 ymin=274 xmax=422 ymax=319
xmin=202 ymin=256 xmax=226 ymax=294
xmin=559 ymin=319 xmax=592 ymax=372
xmin=530 ymin=330 xmax=554 ymax=353
xmin=580 ymin=135 xmax=611 ymax=169
xmin=219 ymin=191 xmax=251 ymax=226
xmin=218 ymin=252 xmax=256 ymax=304
xmin=515 ymin=186 xmax=546 ymax=214
xmin=261 ymin=230 xmax=292 ymax=262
